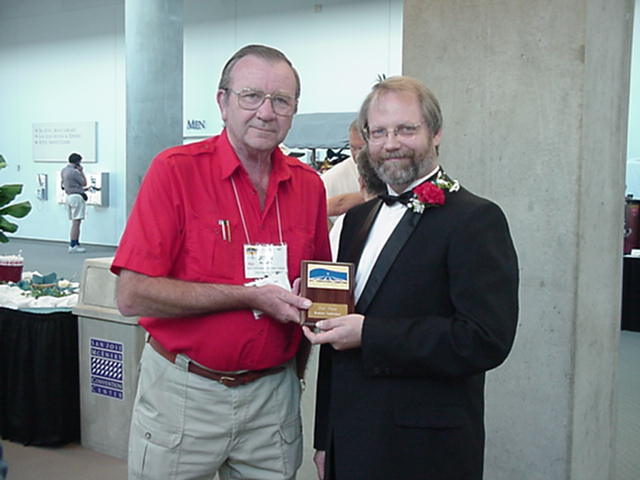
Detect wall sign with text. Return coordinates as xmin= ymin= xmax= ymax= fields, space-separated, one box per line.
xmin=184 ymin=118 xmax=216 ymax=139
xmin=32 ymin=121 xmax=97 ymax=163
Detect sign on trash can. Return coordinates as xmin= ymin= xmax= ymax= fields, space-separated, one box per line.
xmin=72 ymin=257 xmax=144 ymax=460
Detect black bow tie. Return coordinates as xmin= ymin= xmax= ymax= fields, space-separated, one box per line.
xmin=378 ymin=190 xmax=414 ymax=206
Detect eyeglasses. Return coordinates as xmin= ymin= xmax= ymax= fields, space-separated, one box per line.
xmin=366 ymin=122 xmax=424 ymax=142
xmin=226 ymin=88 xmax=297 ymax=117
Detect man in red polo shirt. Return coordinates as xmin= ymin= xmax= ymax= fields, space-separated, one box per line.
xmin=111 ymin=44 xmax=330 ymax=480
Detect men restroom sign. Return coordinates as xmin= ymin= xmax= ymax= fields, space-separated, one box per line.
xmin=90 ymin=337 xmax=124 ymax=400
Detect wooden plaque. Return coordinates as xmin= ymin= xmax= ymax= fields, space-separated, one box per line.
xmin=300 ymin=260 xmax=355 ymax=325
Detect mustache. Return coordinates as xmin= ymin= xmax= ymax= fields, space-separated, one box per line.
xmin=379 ymin=150 xmax=415 ymax=160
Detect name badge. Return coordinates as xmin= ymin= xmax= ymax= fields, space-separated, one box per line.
xmin=244 ymin=243 xmax=288 ymax=279
xmin=244 ymin=271 xmax=292 ymax=319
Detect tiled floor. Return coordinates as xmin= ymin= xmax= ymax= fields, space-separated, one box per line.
xmin=2 ymin=441 xmax=127 ymax=480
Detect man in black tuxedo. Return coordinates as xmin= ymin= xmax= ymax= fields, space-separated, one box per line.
xmin=303 ymin=76 xmax=519 ymax=480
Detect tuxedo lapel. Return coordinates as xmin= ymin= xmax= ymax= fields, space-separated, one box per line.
xmin=343 ymin=199 xmax=383 ymax=267
xmin=355 ymin=208 xmax=421 ymax=313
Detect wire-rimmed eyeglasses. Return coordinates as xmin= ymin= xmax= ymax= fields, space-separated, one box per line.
xmin=366 ymin=122 xmax=424 ymax=142
xmin=226 ymin=88 xmax=297 ymax=117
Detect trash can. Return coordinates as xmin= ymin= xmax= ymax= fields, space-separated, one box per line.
xmin=72 ymin=257 xmax=145 ymax=460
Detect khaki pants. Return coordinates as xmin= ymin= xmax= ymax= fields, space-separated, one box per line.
xmin=128 ymin=343 xmax=302 ymax=480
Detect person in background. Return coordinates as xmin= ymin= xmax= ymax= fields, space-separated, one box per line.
xmin=329 ymin=147 xmax=385 ymax=260
xmin=322 ymin=119 xmax=367 ymax=222
xmin=60 ymin=152 xmax=87 ymax=253
xmin=112 ymin=44 xmax=330 ymax=480
xmin=306 ymin=75 xmax=519 ymax=480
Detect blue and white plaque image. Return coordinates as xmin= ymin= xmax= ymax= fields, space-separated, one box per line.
xmin=306 ymin=263 xmax=350 ymax=290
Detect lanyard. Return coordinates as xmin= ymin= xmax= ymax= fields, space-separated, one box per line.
xmin=230 ymin=176 xmax=284 ymax=245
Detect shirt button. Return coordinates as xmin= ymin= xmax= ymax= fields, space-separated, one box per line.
xmin=145 ymin=432 xmax=152 ymax=439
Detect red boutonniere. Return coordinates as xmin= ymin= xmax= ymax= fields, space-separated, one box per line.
xmin=407 ymin=170 xmax=460 ymax=214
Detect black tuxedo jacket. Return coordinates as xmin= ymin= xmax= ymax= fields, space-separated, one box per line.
xmin=314 ymin=186 xmax=519 ymax=480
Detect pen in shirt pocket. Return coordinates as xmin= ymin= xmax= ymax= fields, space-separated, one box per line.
xmin=218 ymin=219 xmax=231 ymax=242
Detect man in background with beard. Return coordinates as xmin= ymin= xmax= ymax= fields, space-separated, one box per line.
xmin=304 ymin=76 xmax=519 ymax=480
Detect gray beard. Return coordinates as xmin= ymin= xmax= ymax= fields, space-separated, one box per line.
xmin=374 ymin=160 xmax=420 ymax=187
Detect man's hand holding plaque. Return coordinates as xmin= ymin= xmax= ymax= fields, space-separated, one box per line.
xmin=300 ymin=260 xmax=355 ymax=326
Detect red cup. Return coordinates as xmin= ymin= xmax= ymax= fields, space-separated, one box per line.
xmin=0 ymin=263 xmax=23 ymax=282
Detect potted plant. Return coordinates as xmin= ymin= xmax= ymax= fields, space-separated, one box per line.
xmin=0 ymin=154 xmax=32 ymax=242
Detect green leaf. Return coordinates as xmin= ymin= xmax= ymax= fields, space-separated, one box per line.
xmin=0 ymin=201 xmax=32 ymax=218
xmin=0 ymin=216 xmax=18 ymax=233
xmin=0 ymin=184 xmax=23 ymax=208
xmin=0 ymin=158 xmax=31 ymax=242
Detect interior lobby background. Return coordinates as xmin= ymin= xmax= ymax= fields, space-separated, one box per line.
xmin=0 ymin=0 xmax=402 ymax=246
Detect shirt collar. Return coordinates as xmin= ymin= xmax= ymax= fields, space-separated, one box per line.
xmin=218 ymin=129 xmax=292 ymax=185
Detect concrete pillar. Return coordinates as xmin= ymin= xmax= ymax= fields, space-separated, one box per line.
xmin=403 ymin=1 xmax=633 ymax=479
xmin=125 ymin=0 xmax=183 ymax=214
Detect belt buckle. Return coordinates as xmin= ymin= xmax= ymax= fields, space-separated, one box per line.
xmin=218 ymin=375 xmax=237 ymax=387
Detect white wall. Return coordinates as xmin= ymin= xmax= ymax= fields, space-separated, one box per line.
xmin=182 ymin=0 xmax=402 ymax=138
xmin=0 ymin=0 xmax=402 ymax=245
xmin=0 ymin=0 xmax=125 ymax=245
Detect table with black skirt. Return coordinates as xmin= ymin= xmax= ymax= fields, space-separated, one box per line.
xmin=0 ymin=307 xmax=80 ymax=446
xmin=622 ymin=256 xmax=640 ymax=332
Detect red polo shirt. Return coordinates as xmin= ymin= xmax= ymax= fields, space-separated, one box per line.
xmin=111 ymin=130 xmax=330 ymax=371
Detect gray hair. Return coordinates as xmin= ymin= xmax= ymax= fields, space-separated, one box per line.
xmin=218 ymin=44 xmax=301 ymax=100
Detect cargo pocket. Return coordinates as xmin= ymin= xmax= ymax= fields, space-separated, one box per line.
xmin=128 ymin=346 xmax=187 ymax=479
xmin=128 ymin=417 xmax=184 ymax=479
xmin=278 ymin=414 xmax=302 ymax=477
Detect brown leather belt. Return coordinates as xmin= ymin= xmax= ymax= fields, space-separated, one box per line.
xmin=148 ymin=336 xmax=284 ymax=388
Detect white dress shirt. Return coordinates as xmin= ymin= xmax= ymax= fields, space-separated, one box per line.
xmin=329 ymin=213 xmax=345 ymax=261
xmin=321 ymin=158 xmax=360 ymax=223
xmin=330 ymin=166 xmax=440 ymax=303
xmin=321 ymin=157 xmax=360 ymax=199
